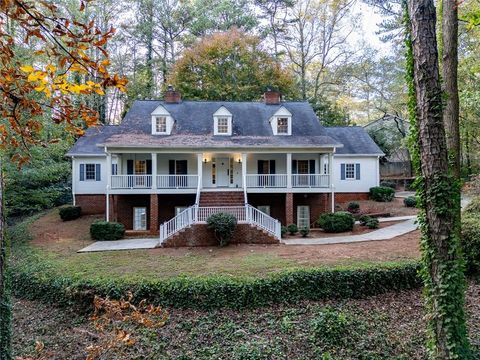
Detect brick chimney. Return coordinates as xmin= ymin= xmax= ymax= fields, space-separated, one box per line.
xmin=264 ymin=89 xmax=281 ymax=105
xmin=164 ymin=85 xmax=181 ymax=103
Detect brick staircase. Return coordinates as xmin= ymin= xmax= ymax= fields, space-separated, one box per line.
xmin=198 ymin=191 xmax=245 ymax=207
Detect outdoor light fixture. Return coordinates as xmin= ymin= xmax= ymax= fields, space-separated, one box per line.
xmin=203 ymin=158 xmax=208 ymax=163
xmin=237 ymin=158 xmax=242 ymax=163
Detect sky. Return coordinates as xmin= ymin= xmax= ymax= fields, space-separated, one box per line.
xmin=355 ymin=2 xmax=393 ymax=53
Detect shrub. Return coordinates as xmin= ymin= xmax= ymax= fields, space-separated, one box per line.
xmin=403 ymin=196 xmax=417 ymax=208
xmin=365 ymin=218 xmax=379 ymax=229
xmin=58 ymin=206 xmax=81 ymax=221
xmin=461 ymin=214 xmax=480 ymax=273
xmin=90 ymin=221 xmax=125 ymax=241
xmin=346 ymin=202 xmax=360 ymax=214
xmin=300 ymin=227 xmax=310 ymax=237
xmin=310 ymin=307 xmax=351 ymax=345
xmin=369 ymin=186 xmax=395 ymax=202
xmin=359 ymin=215 xmax=371 ymax=226
xmin=463 ymin=196 xmax=480 ymax=215
xmin=281 ymin=226 xmax=288 ymax=238
xmin=287 ymin=224 xmax=298 ymax=235
xmin=317 ymin=212 xmax=354 ymax=233
xmin=380 ymin=180 xmax=396 ymax=189
xmin=207 ymin=212 xmax=237 ymax=247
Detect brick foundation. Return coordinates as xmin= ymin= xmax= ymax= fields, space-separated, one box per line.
xmin=293 ymin=193 xmax=329 ymax=227
xmin=115 ymin=194 xmax=151 ymax=231
xmin=334 ymin=192 xmax=369 ymax=204
xmin=285 ymin=193 xmax=294 ymax=225
xmin=162 ymin=223 xmax=279 ymax=247
xmin=75 ymin=194 xmax=106 ymax=215
xmin=150 ymin=194 xmax=159 ymax=235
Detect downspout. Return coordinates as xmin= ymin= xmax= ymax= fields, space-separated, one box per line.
xmin=330 ymin=148 xmax=336 ymax=213
xmin=71 ymin=156 xmax=76 ymax=206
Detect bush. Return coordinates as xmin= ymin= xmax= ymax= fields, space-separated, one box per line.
xmin=281 ymin=226 xmax=288 ymax=238
xmin=287 ymin=224 xmax=298 ymax=235
xmin=365 ymin=218 xmax=379 ymax=229
xmin=310 ymin=307 xmax=351 ymax=345
xmin=369 ymin=186 xmax=395 ymax=202
xmin=461 ymin=214 xmax=480 ymax=273
xmin=359 ymin=215 xmax=371 ymax=226
xmin=346 ymin=202 xmax=360 ymax=214
xmin=300 ymin=227 xmax=310 ymax=237
xmin=317 ymin=212 xmax=355 ymax=233
xmin=90 ymin=221 xmax=125 ymax=241
xmin=403 ymin=196 xmax=417 ymax=208
xmin=207 ymin=212 xmax=237 ymax=247
xmin=380 ymin=180 xmax=396 ymax=189
xmin=58 ymin=206 xmax=81 ymax=221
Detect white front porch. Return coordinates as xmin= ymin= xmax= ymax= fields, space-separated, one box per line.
xmin=106 ymin=152 xmax=334 ymax=194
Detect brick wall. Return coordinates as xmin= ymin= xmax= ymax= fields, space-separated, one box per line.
xmin=247 ymin=193 xmax=286 ymax=224
xmin=162 ymin=223 xmax=279 ymax=247
xmin=75 ymin=194 xmax=106 ymax=215
xmin=285 ymin=193 xmax=294 ymax=225
xmin=150 ymin=194 xmax=159 ymax=235
xmin=157 ymin=194 xmax=196 ymax=223
xmin=293 ymin=193 xmax=329 ymax=227
xmin=115 ymin=195 xmax=150 ymax=230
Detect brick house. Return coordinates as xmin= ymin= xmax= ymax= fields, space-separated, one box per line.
xmin=67 ymin=89 xmax=383 ymax=245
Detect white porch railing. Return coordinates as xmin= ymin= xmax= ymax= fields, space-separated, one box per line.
xmin=156 ymin=175 xmax=198 ymax=189
xmin=292 ymin=174 xmax=330 ymax=188
xmin=111 ymin=175 xmax=152 ymax=189
xmin=159 ymin=204 xmax=281 ymax=244
xmin=246 ymin=174 xmax=287 ymax=188
xmin=159 ymin=205 xmax=197 ymax=243
xmin=197 ymin=206 xmax=247 ymax=222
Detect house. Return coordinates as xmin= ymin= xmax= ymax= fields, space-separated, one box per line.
xmin=67 ymin=89 xmax=383 ymax=245
xmin=363 ymin=114 xmax=412 ymax=179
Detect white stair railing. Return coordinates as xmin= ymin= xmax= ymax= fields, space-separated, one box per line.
xmin=197 ymin=206 xmax=247 ymax=222
xmin=246 ymin=205 xmax=282 ymax=239
xmin=159 ymin=205 xmax=197 ymax=244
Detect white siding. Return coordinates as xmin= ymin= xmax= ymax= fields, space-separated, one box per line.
xmin=333 ymin=156 xmax=379 ymax=193
xmin=73 ymin=156 xmax=107 ymax=194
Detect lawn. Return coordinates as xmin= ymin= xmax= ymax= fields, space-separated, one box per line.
xmin=18 ymin=209 xmax=421 ymax=281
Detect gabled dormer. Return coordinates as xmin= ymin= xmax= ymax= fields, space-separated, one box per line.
xmin=213 ymin=106 xmax=232 ymax=136
xmin=151 ymin=105 xmax=174 ymax=135
xmin=270 ymin=106 xmax=292 ymax=135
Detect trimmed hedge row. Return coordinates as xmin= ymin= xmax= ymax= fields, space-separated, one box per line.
xmin=10 ymin=252 xmax=421 ymax=310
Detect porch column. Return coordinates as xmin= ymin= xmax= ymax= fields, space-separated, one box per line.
xmin=106 ymin=151 xmax=112 ymax=221
xmin=197 ymin=153 xmax=203 ymax=189
xmin=151 ymin=153 xmax=157 ymax=189
xmin=285 ymin=192 xmax=294 ymax=225
xmin=286 ymin=153 xmax=292 ymax=189
xmin=329 ymin=152 xmax=335 ymax=213
xmin=150 ymin=194 xmax=159 ymax=235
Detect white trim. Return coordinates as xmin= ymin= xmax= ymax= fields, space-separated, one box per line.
xmin=334 ymin=153 xmax=384 ymax=157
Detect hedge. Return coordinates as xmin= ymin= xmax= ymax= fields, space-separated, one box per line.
xmin=9 ymin=217 xmax=422 ymax=310
xmin=90 ymin=221 xmax=125 ymax=241
xmin=59 ymin=205 xmax=81 ymax=221
xmin=317 ymin=212 xmax=355 ymax=233
xmin=369 ymin=186 xmax=395 ymax=202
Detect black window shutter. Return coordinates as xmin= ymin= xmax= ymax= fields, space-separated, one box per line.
xmin=79 ymin=164 xmax=85 ymax=181
xmin=169 ymin=160 xmax=175 ymax=175
xmin=292 ymin=160 xmax=297 ymax=174
xmin=127 ymin=160 xmax=134 ymax=175
xmin=177 ymin=160 xmax=188 ymax=174
xmin=146 ymin=159 xmax=152 ymax=174
xmin=257 ymin=160 xmax=264 ymax=174
xmin=269 ymin=160 xmax=276 ymax=174
xmin=309 ymin=160 xmax=315 ymax=174
xmin=95 ymin=164 xmax=101 ymax=181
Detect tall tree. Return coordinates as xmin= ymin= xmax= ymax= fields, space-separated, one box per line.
xmin=442 ymin=0 xmax=461 ymax=178
xmin=168 ymin=29 xmax=296 ymax=101
xmin=406 ymin=0 xmax=470 ymax=357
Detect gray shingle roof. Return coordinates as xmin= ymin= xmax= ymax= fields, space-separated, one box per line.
xmin=67 ymin=100 xmax=381 ymax=156
xmin=324 ymin=126 xmax=384 ymax=155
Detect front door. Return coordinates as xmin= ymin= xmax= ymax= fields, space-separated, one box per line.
xmin=216 ymin=157 xmax=230 ymax=187
xmin=297 ymin=160 xmax=309 ymax=186
xmin=133 ymin=207 xmax=147 ymax=231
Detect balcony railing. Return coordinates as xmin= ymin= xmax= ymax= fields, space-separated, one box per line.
xmin=245 ymin=174 xmax=287 ymax=188
xmin=156 ymin=175 xmax=198 ymax=189
xmin=292 ymin=174 xmax=329 ymax=188
xmin=111 ymin=175 xmax=152 ymax=189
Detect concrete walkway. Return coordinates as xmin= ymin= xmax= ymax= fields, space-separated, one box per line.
xmin=78 ymin=238 xmax=159 ymax=252
xmin=282 ymin=218 xmax=417 ymax=246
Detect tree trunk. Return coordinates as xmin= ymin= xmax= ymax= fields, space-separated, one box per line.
xmin=0 ymin=160 xmax=12 ymax=360
xmin=442 ymin=0 xmax=461 ymax=178
xmin=407 ymin=0 xmax=469 ymax=357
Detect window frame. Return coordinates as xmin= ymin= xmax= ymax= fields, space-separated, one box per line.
xmin=214 ymin=116 xmax=232 ymax=135
xmin=257 ymin=205 xmax=271 ymax=216
xmin=85 ymin=163 xmax=96 ymax=181
xmin=277 ymin=117 xmax=289 ymax=134
xmin=133 ymin=207 xmax=147 ymax=231
xmin=155 ymin=116 xmax=167 ymax=133
xmin=345 ymin=163 xmax=355 ymax=180
xmin=297 ymin=205 xmax=310 ymax=229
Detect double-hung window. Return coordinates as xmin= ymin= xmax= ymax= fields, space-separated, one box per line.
xmin=85 ymin=164 xmax=96 ymax=180
xmin=277 ymin=117 xmax=289 ymax=134
xmin=345 ymin=163 xmax=355 ymax=179
xmin=80 ymin=163 xmax=100 ymax=181
xmin=155 ymin=116 xmax=167 ymax=133
xmin=217 ymin=117 xmax=229 ymax=134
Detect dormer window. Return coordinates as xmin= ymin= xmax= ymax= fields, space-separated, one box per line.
xmin=277 ymin=117 xmax=289 ymax=134
xmin=151 ymin=105 xmax=174 ymax=135
xmin=155 ymin=116 xmax=167 ymax=133
xmin=213 ymin=106 xmax=232 ymax=136
xmin=270 ymin=107 xmax=292 ymax=135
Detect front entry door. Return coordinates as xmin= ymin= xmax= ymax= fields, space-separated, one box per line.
xmin=216 ymin=158 xmax=230 ymax=187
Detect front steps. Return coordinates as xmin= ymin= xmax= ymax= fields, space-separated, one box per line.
xmin=198 ymin=191 xmax=245 ymax=207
